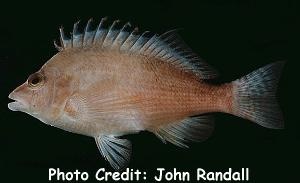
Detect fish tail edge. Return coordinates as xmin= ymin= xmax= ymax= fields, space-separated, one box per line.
xmin=232 ymin=61 xmax=285 ymax=129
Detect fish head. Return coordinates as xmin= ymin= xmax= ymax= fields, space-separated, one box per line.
xmin=8 ymin=67 xmax=73 ymax=123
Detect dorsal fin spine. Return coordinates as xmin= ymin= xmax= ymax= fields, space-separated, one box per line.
xmin=127 ymin=27 xmax=140 ymax=51
xmin=59 ymin=27 xmax=66 ymax=49
xmin=94 ymin=17 xmax=108 ymax=45
xmin=109 ymin=21 xmax=122 ymax=47
xmin=112 ymin=22 xmax=131 ymax=49
xmin=120 ymin=27 xmax=139 ymax=51
xmin=54 ymin=40 xmax=63 ymax=51
xmin=99 ymin=31 xmax=108 ymax=47
xmin=128 ymin=34 xmax=142 ymax=52
xmin=109 ymin=30 xmax=121 ymax=48
xmin=72 ymin=21 xmax=80 ymax=47
xmin=120 ymin=22 xmax=131 ymax=31
xmin=92 ymin=18 xmax=105 ymax=44
xmin=83 ymin=18 xmax=93 ymax=46
xmin=72 ymin=21 xmax=82 ymax=48
xmin=103 ymin=20 xmax=120 ymax=48
xmin=129 ymin=31 xmax=150 ymax=52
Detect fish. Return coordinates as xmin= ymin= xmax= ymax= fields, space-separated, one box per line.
xmin=8 ymin=18 xmax=284 ymax=170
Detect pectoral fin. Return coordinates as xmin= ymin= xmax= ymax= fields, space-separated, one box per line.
xmin=95 ymin=135 xmax=132 ymax=170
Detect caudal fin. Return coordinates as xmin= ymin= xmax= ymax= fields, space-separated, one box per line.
xmin=232 ymin=62 xmax=285 ymax=129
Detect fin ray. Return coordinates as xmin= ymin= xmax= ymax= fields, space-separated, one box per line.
xmin=95 ymin=135 xmax=132 ymax=170
xmin=154 ymin=115 xmax=214 ymax=148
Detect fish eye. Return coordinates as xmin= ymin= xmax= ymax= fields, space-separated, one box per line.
xmin=27 ymin=72 xmax=45 ymax=88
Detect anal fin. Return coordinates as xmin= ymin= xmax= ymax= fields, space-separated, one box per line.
xmin=154 ymin=115 xmax=214 ymax=148
xmin=95 ymin=135 xmax=132 ymax=170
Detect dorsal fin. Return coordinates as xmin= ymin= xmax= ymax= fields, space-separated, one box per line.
xmin=55 ymin=18 xmax=218 ymax=79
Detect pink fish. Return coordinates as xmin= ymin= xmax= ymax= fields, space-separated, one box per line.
xmin=8 ymin=18 xmax=284 ymax=170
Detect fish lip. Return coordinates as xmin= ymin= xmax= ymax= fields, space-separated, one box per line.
xmin=8 ymin=101 xmax=23 ymax=111
xmin=8 ymin=93 xmax=25 ymax=112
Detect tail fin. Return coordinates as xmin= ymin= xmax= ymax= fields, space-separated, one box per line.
xmin=232 ymin=62 xmax=285 ymax=129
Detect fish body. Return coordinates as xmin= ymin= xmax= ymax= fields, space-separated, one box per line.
xmin=8 ymin=18 xmax=284 ymax=170
xmin=41 ymin=48 xmax=231 ymax=136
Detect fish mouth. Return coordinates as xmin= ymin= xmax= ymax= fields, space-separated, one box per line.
xmin=8 ymin=93 xmax=26 ymax=112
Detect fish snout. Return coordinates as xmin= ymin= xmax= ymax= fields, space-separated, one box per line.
xmin=8 ymin=84 xmax=30 ymax=112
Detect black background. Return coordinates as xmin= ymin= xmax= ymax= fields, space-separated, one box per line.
xmin=0 ymin=0 xmax=296 ymax=182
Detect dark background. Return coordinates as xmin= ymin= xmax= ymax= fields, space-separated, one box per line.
xmin=0 ymin=0 xmax=295 ymax=182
